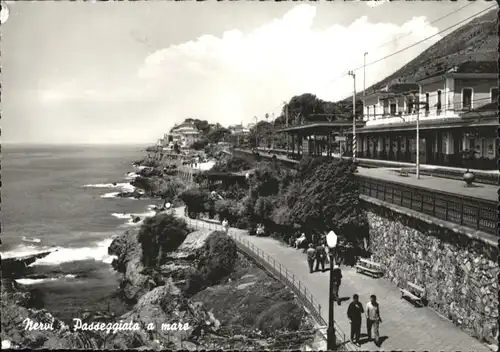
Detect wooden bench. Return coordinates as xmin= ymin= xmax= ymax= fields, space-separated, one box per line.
xmin=400 ymin=282 xmax=426 ymax=306
xmin=398 ymin=168 xmax=410 ymax=177
xmin=355 ymin=258 xmax=383 ymax=278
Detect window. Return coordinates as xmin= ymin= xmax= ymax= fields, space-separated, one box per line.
xmin=425 ymin=93 xmax=430 ymax=112
xmin=390 ymin=103 xmax=397 ymax=115
xmin=373 ymin=105 xmax=376 ymax=119
xmin=491 ymin=88 xmax=498 ymax=103
xmin=469 ymin=138 xmax=475 ymax=150
xmin=462 ymin=88 xmax=472 ymax=110
xmin=407 ymin=97 xmax=414 ymax=113
xmin=436 ymin=90 xmax=442 ymax=111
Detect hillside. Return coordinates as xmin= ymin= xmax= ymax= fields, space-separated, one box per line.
xmin=355 ymin=8 xmax=498 ymax=98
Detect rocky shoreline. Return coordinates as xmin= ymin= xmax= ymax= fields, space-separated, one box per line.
xmin=1 ymin=148 xmax=317 ymax=350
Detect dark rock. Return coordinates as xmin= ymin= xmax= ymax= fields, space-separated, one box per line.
xmin=2 ymin=250 xmax=56 ymax=279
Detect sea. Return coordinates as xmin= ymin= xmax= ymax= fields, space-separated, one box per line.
xmin=1 ymin=144 xmax=159 ymax=323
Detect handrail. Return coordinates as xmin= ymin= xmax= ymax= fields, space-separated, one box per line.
xmin=358 ymin=176 xmax=496 ymax=234
xmin=184 ymin=217 xmax=353 ymax=351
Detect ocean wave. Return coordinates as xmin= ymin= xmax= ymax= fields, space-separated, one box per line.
xmin=112 ymin=209 xmax=157 ymax=227
xmin=16 ymin=274 xmax=77 ymax=285
xmin=22 ymin=236 xmax=42 ymax=244
xmin=84 ymin=182 xmax=136 ymax=192
xmin=31 ymin=239 xmax=115 ymax=266
xmin=0 ymin=245 xmax=54 ymax=260
xmin=101 ymin=192 xmax=120 ymax=199
xmin=125 ymin=172 xmax=139 ymax=180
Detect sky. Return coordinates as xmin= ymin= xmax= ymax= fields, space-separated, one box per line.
xmin=1 ymin=0 xmax=496 ymax=144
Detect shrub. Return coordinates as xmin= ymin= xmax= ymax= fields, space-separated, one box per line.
xmin=197 ymin=231 xmax=238 ymax=284
xmin=137 ymin=213 xmax=190 ymax=267
xmin=179 ymin=187 xmax=209 ymax=218
xmin=212 ymin=155 xmax=252 ymax=173
xmin=184 ymin=231 xmax=238 ymax=295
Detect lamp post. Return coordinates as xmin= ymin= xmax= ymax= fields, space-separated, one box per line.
xmin=326 ymin=230 xmax=339 ymax=350
xmin=399 ymin=100 xmax=427 ymax=179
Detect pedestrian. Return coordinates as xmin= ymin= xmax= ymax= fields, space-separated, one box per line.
xmin=347 ymin=294 xmax=364 ymax=346
xmin=222 ymin=218 xmax=229 ymax=234
xmin=331 ymin=264 xmax=342 ymax=305
xmin=306 ymin=243 xmax=316 ymax=274
xmin=315 ymin=241 xmax=327 ymax=272
xmin=366 ymin=295 xmax=382 ymax=346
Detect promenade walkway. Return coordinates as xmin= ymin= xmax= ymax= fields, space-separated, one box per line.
xmin=174 ymin=207 xmax=490 ymax=352
xmin=238 ymin=149 xmax=496 ymax=202
xmin=357 ymin=167 xmax=497 ymax=202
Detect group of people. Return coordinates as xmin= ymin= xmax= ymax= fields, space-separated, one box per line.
xmin=347 ymin=294 xmax=383 ymax=347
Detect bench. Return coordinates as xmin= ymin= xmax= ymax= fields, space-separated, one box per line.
xmin=355 ymin=258 xmax=383 ymax=278
xmin=400 ymin=282 xmax=426 ymax=306
xmin=398 ymin=168 xmax=410 ymax=177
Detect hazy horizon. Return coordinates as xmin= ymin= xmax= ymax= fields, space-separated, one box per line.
xmin=2 ymin=1 xmax=494 ymax=144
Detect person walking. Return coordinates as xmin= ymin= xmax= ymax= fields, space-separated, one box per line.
xmin=306 ymin=243 xmax=316 ymax=274
xmin=331 ymin=264 xmax=342 ymax=305
xmin=366 ymin=295 xmax=382 ymax=346
xmin=314 ymin=241 xmax=327 ymax=272
xmin=347 ymin=294 xmax=364 ymax=346
xmin=222 ymin=218 xmax=229 ymax=234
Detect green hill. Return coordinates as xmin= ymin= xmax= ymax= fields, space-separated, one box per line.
xmin=358 ymin=8 xmax=498 ymax=97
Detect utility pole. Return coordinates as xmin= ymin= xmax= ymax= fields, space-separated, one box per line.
xmin=363 ymin=52 xmax=368 ymax=98
xmin=253 ymin=116 xmax=258 ymax=149
xmin=348 ymin=71 xmax=357 ymax=162
xmin=285 ymin=103 xmax=289 ymax=152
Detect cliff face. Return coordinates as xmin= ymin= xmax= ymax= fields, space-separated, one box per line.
xmin=1 ymin=279 xmax=105 ymax=349
xmin=107 ymin=224 xmax=315 ymax=350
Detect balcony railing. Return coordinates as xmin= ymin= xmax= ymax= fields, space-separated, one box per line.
xmin=357 ymin=176 xmax=497 ymax=234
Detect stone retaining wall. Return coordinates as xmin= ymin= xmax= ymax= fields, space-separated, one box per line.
xmin=365 ymin=200 xmax=498 ymax=344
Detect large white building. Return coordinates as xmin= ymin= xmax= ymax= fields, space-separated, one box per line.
xmin=167 ymin=122 xmax=201 ymax=148
xmin=354 ymin=61 xmax=497 ymax=170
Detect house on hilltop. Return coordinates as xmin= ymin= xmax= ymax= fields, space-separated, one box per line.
xmin=166 ymin=122 xmax=201 ymax=149
xmin=353 ymin=61 xmax=497 ymax=170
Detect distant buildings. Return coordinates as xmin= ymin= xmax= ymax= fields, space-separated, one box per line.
xmin=166 ymin=122 xmax=201 ymax=149
xmin=356 ymin=61 xmax=497 ymax=170
xmin=229 ymin=123 xmax=252 ymax=146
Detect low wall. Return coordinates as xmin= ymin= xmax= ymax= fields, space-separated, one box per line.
xmin=364 ymin=197 xmax=498 ymax=344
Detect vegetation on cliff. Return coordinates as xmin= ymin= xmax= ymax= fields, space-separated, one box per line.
xmin=138 ymin=212 xmax=190 ymax=268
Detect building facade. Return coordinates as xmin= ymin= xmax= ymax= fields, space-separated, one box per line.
xmin=355 ymin=62 xmax=497 ymax=170
xmin=167 ymin=123 xmax=201 ymax=149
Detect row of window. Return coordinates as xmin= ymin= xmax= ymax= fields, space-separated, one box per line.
xmin=365 ymin=87 xmax=498 ymax=118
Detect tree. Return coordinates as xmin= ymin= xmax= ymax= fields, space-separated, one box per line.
xmin=138 ymin=213 xmax=190 ymax=267
xmin=173 ymin=143 xmax=180 ymax=154
xmin=179 ymin=187 xmax=209 ymax=218
xmin=287 ymin=158 xmax=368 ymax=246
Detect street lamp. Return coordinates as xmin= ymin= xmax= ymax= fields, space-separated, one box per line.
xmin=326 ymin=230 xmax=339 ymax=350
xmin=399 ymin=100 xmax=427 ymax=179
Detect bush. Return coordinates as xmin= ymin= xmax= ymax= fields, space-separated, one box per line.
xmin=184 ymin=231 xmax=238 ymax=295
xmin=179 ymin=187 xmax=209 ymax=218
xmin=198 ymin=231 xmax=238 ymax=284
xmin=212 ymin=155 xmax=252 ymax=173
xmin=138 ymin=213 xmax=190 ymax=267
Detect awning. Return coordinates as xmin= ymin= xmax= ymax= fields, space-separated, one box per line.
xmin=354 ymin=116 xmax=497 ymax=134
xmin=277 ymin=121 xmax=365 ymax=134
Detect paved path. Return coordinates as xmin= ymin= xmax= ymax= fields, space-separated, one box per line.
xmin=174 ymin=207 xmax=490 ymax=352
xmin=357 ymin=167 xmax=497 ymax=202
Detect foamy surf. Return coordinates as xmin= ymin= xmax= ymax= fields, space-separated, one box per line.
xmin=112 ymin=209 xmax=157 ymax=227
xmin=16 ymin=274 xmax=77 ymax=285
xmin=22 ymin=236 xmax=42 ymax=244
xmin=0 ymin=245 xmax=55 ymax=260
xmin=31 ymin=239 xmax=115 ymax=266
